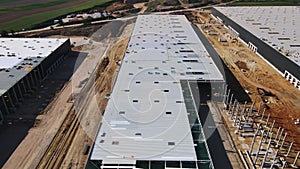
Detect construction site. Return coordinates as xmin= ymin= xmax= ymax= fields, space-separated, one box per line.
xmin=0 ymin=4 xmax=299 ymax=169
xmin=184 ymin=6 xmax=300 ymax=168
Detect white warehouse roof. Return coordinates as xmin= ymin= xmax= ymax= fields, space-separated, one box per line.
xmin=91 ymin=15 xmax=223 ymax=163
xmin=0 ymin=38 xmax=68 ymax=69
xmin=0 ymin=38 xmax=68 ymax=96
xmin=214 ymin=6 xmax=300 ymax=65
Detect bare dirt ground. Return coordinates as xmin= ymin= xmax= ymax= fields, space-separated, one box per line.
xmin=133 ymin=2 xmax=148 ymax=14
xmin=3 ymin=80 xmax=74 ymax=169
xmin=21 ymin=24 xmax=106 ymax=37
xmin=0 ymin=0 xmax=92 ymax=23
xmin=190 ymin=10 xmax=300 ymax=167
xmin=59 ymin=37 xmax=130 ymax=169
xmin=3 ymin=21 xmax=134 ymax=169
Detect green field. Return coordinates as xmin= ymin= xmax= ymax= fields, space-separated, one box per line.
xmin=0 ymin=0 xmax=73 ymax=13
xmin=0 ymin=0 xmax=20 ymax=3
xmin=227 ymin=1 xmax=300 ymax=6
xmin=0 ymin=0 xmax=117 ymax=32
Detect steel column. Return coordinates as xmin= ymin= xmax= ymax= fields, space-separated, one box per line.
xmin=274 ymin=127 xmax=281 ymax=142
xmin=17 ymin=83 xmax=23 ymax=100
xmin=12 ymin=87 xmax=19 ymax=103
xmin=292 ymin=151 xmax=300 ymax=167
xmin=7 ymin=92 xmax=15 ymax=107
xmin=285 ymin=142 xmax=293 ymax=157
xmin=254 ymin=131 xmax=265 ymax=165
xmin=1 ymin=96 xmax=9 ymax=114
xmin=26 ymin=76 xmax=32 ymax=90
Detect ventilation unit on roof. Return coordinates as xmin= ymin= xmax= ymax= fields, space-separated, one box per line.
xmin=182 ymin=59 xmax=198 ymax=63
xmin=186 ymin=71 xmax=205 ymax=75
xmin=16 ymin=65 xmax=23 ymax=69
xmin=252 ymin=23 xmax=261 ymax=25
xmin=112 ymin=141 xmax=119 ymax=145
xmin=135 ymin=133 xmax=142 ymax=136
xmin=179 ymin=50 xmax=194 ymax=53
xmin=176 ymin=36 xmax=187 ymax=39
xmin=177 ymin=42 xmax=187 ymax=45
xmin=168 ymin=142 xmax=175 ymax=145
xmin=268 ymin=32 xmax=279 ymax=34
xmin=259 ymin=27 xmax=270 ymax=30
xmin=290 ymin=44 xmax=300 ymax=47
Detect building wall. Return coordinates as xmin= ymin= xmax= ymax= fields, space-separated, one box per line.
xmin=192 ymin=24 xmax=251 ymax=102
xmin=0 ymin=39 xmax=71 ymax=123
xmin=211 ymin=8 xmax=300 ymax=90
xmin=40 ymin=39 xmax=71 ymax=76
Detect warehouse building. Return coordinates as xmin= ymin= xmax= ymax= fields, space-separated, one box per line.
xmin=87 ymin=15 xmax=231 ymax=169
xmin=211 ymin=6 xmax=300 ymax=90
xmin=0 ymin=38 xmax=71 ymax=124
